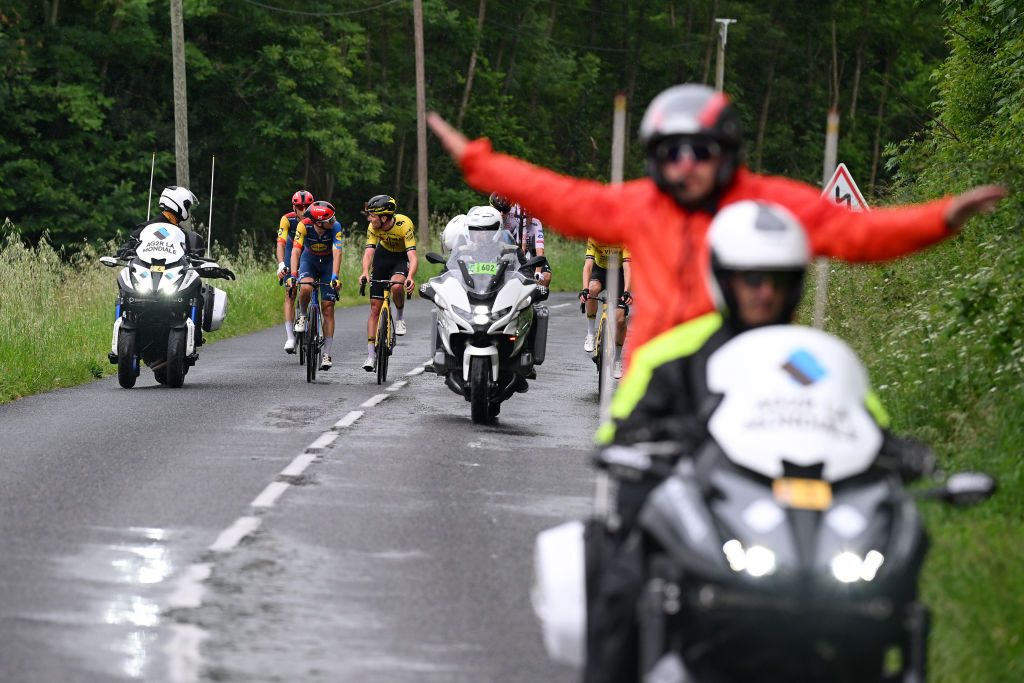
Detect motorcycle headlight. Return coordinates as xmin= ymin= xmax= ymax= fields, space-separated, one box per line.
xmin=450 ymin=305 xmax=473 ymax=324
xmin=830 ymin=550 xmax=885 ymax=583
xmin=722 ymin=539 xmax=776 ymax=577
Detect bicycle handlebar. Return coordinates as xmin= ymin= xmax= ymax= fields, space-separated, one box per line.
xmin=359 ymin=278 xmax=415 ymax=298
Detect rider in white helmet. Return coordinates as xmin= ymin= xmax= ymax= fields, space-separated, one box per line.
xmin=119 ymin=186 xmax=206 ymax=258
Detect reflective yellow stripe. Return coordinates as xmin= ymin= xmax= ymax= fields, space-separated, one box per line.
xmin=864 ymin=390 xmax=890 ymax=428
xmin=595 ymin=312 xmax=723 ymax=444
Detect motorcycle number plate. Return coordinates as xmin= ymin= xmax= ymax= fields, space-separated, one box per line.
xmin=772 ymin=477 xmax=832 ymax=510
xmin=151 ymin=265 xmax=165 ymax=272
xmin=468 ymin=262 xmax=498 ymax=275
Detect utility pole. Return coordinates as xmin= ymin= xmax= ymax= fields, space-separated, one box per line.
xmin=170 ymin=0 xmax=190 ymax=188
xmin=714 ymin=18 xmax=737 ymax=92
xmin=813 ymin=19 xmax=841 ymax=330
xmin=413 ymin=0 xmax=429 ymax=246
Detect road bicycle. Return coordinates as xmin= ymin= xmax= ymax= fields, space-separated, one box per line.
xmin=360 ymin=277 xmax=405 ymax=385
xmin=585 ymin=291 xmax=630 ymax=393
xmin=292 ymin=280 xmax=332 ymax=383
xmin=287 ymin=284 xmax=307 ymax=367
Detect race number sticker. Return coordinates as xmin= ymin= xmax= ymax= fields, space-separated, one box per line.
xmin=468 ymin=262 xmax=498 ymax=275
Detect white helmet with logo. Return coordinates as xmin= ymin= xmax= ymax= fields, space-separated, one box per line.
xmin=705 ymin=201 xmax=809 ymax=326
xmin=159 ymin=186 xmax=198 ymax=223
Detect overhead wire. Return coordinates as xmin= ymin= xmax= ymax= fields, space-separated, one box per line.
xmin=238 ymin=0 xmax=405 ymax=17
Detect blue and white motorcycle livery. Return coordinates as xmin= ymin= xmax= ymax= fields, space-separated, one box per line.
xmin=533 ymin=325 xmax=996 ymax=683
xmin=101 ymin=223 xmax=234 ymax=388
xmin=421 ymin=232 xmax=548 ymax=423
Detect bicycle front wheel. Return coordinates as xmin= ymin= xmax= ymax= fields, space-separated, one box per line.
xmin=306 ymin=307 xmax=320 ymax=383
xmin=376 ymin=305 xmax=390 ymax=385
xmin=595 ymin=314 xmax=607 ymax=392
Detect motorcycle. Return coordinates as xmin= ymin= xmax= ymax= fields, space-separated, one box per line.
xmin=532 ymin=325 xmax=996 ymax=682
xmin=420 ymin=233 xmax=549 ymax=423
xmin=100 ymin=222 xmax=235 ymax=388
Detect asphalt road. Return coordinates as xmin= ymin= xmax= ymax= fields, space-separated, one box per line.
xmin=0 ymin=292 xmax=599 ymax=682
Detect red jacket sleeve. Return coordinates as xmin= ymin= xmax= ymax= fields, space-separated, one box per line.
xmin=745 ymin=174 xmax=955 ymax=261
xmin=460 ymin=138 xmax=647 ymax=245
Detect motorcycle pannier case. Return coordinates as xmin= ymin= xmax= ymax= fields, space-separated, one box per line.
xmin=203 ymin=286 xmax=228 ymax=332
xmin=532 ymin=305 xmax=549 ymax=365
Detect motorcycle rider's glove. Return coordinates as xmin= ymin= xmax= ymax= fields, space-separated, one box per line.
xmin=881 ymin=432 xmax=937 ymax=482
xmin=277 ymin=261 xmax=288 ymax=284
xmin=330 ymin=274 xmax=341 ymax=291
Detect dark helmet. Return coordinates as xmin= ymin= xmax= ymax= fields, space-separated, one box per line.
xmin=365 ymin=194 xmax=397 ymax=216
xmin=488 ymin=192 xmax=512 ymax=213
xmin=306 ymin=200 xmax=336 ymax=224
xmin=638 ymin=84 xmax=744 ymax=203
xmin=291 ymin=190 xmax=314 ymax=209
xmin=706 ymin=201 xmax=808 ymax=330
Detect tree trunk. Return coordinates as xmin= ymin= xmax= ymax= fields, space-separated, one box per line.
xmin=303 ymin=140 xmax=311 ymax=188
xmin=700 ymin=0 xmax=719 ymax=84
xmin=394 ymin=129 xmax=407 ymax=195
xmin=869 ymin=59 xmax=891 ymax=194
xmin=754 ymin=58 xmax=776 ymax=172
xmin=456 ymin=0 xmax=487 ymax=129
xmin=849 ymin=0 xmax=870 ymax=123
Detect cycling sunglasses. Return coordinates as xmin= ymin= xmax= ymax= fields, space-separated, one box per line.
xmin=735 ymin=270 xmax=802 ymax=288
xmin=654 ymin=138 xmax=721 ymax=163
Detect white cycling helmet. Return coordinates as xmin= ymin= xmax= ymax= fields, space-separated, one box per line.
xmin=441 ymin=214 xmax=468 ymax=252
xmin=159 ymin=186 xmax=198 ymax=223
xmin=705 ymin=201 xmax=809 ymax=326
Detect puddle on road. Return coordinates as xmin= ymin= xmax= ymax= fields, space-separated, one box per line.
xmin=35 ymin=526 xmax=186 ymax=680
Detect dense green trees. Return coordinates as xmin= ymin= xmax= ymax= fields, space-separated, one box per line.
xmin=2 ymin=0 xmax=948 ymax=248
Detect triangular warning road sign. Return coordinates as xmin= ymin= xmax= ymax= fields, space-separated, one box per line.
xmin=822 ymin=163 xmax=869 ymax=212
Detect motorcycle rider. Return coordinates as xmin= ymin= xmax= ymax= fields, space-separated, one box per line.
xmin=287 ymin=200 xmax=343 ymax=370
xmin=583 ymin=201 xmax=936 ymax=683
xmin=489 ymin=192 xmax=551 ymax=287
xmin=118 ymin=185 xmax=209 ymax=347
xmin=276 ymin=190 xmax=314 ymax=353
xmin=427 ymin=85 xmax=1007 ymax=364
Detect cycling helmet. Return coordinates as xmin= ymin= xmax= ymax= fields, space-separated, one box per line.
xmin=638 ymin=84 xmax=743 ymax=203
xmin=306 ymin=200 xmax=336 ymax=224
xmin=159 ymin=186 xmax=198 ymax=223
xmin=291 ymin=190 xmax=314 ymax=209
xmin=365 ymin=194 xmax=397 ymax=216
xmin=706 ymin=201 xmax=808 ymax=328
xmin=489 ymin=193 xmax=512 ymax=213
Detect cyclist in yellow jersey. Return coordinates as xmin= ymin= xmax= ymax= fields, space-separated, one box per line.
xmin=581 ymin=239 xmax=633 ymax=378
xmin=358 ymin=194 xmax=417 ymax=371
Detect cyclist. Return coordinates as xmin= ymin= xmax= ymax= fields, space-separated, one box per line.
xmin=427 ymin=86 xmax=1007 ymax=361
xmin=581 ymin=240 xmax=632 ymax=379
xmin=286 ymin=200 xmax=342 ymax=371
xmin=359 ymin=194 xmax=417 ymax=372
xmin=490 ymin=192 xmax=551 ymax=287
xmin=276 ymin=190 xmax=314 ymax=353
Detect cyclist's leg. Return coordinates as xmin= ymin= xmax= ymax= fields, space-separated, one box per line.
xmin=283 ymin=236 xmax=295 ymax=327
xmin=297 ymin=249 xmax=316 ymax=320
xmin=390 ymin=252 xmax=409 ymax=320
xmin=586 ymin=267 xmax=606 ymax=342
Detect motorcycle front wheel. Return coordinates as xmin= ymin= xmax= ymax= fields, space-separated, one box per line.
xmin=117 ymin=329 xmax=138 ymax=389
xmin=469 ymin=355 xmax=491 ymax=424
xmin=166 ymin=327 xmax=188 ymax=388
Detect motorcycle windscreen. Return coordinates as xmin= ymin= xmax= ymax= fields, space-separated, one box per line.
xmin=135 ymin=223 xmax=188 ymax=265
xmin=705 ymin=325 xmax=883 ymax=483
xmin=446 ymin=234 xmax=520 ymax=295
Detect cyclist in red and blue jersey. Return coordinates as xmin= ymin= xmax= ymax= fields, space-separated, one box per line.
xmin=276 ymin=190 xmax=314 ymax=353
xmin=285 ymin=200 xmax=343 ymax=370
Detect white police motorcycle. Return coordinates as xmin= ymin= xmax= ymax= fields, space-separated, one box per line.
xmin=532 ymin=325 xmax=996 ymax=682
xmin=421 ymin=209 xmax=548 ymax=423
xmin=100 ymin=222 xmax=234 ymax=388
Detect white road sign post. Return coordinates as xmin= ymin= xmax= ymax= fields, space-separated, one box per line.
xmin=812 ymin=162 xmax=870 ymax=328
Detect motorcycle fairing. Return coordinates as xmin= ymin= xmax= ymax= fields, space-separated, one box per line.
xmin=706 ymin=325 xmax=883 ymax=482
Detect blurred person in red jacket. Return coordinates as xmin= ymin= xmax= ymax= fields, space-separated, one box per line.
xmin=428 ymin=84 xmax=1006 ymax=361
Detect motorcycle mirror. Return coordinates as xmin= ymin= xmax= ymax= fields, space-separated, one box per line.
xmin=419 ymin=283 xmax=435 ymax=302
xmin=425 ymin=252 xmax=445 ymax=265
xmin=99 ymin=256 xmax=119 ymax=267
xmin=942 ymin=472 xmax=997 ymax=506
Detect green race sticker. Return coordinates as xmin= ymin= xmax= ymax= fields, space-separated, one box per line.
xmin=468 ymin=262 xmax=499 ymax=275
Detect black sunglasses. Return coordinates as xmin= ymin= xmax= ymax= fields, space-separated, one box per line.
xmin=655 ymin=138 xmax=721 ymax=163
xmin=735 ymin=270 xmax=802 ymax=288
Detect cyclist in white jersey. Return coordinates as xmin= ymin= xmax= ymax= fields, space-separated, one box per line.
xmin=490 ymin=193 xmax=552 ymax=287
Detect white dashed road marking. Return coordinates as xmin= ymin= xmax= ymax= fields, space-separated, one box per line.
xmin=333 ymin=410 xmax=364 ymax=429
xmin=209 ymin=516 xmax=262 ymax=553
xmin=280 ymin=452 xmax=318 ymax=478
xmin=360 ymin=393 xmax=389 ymax=408
xmin=250 ymin=481 xmax=290 ymax=508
